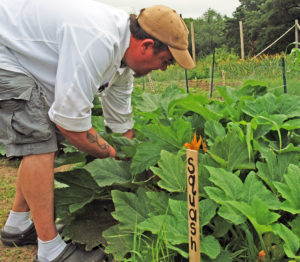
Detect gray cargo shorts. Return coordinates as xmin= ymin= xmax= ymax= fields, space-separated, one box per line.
xmin=0 ymin=69 xmax=62 ymax=157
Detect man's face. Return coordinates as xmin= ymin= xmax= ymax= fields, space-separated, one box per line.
xmin=131 ymin=49 xmax=174 ymax=78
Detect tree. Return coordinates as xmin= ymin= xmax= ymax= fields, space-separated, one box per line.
xmin=224 ymin=0 xmax=300 ymax=57
xmin=185 ymin=9 xmax=226 ymax=58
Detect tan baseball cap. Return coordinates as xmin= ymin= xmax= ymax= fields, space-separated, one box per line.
xmin=137 ymin=5 xmax=195 ymax=69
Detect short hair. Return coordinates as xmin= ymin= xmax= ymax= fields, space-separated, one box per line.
xmin=129 ymin=13 xmax=169 ymax=54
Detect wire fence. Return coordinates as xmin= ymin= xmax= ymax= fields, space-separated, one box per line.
xmin=135 ymin=51 xmax=299 ymax=98
xmin=135 ymin=20 xmax=300 ymax=97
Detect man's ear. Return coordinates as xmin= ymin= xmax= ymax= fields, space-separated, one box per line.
xmin=140 ymin=39 xmax=154 ymax=54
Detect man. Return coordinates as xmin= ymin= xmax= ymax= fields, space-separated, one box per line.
xmin=0 ymin=0 xmax=195 ymax=261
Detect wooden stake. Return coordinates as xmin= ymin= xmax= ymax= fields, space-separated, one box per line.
xmin=222 ymin=70 xmax=226 ymax=86
xmin=295 ymin=19 xmax=299 ymax=49
xmin=147 ymin=74 xmax=155 ymax=93
xmin=239 ymin=21 xmax=245 ymax=60
xmin=186 ymin=149 xmax=200 ymax=262
xmin=191 ymin=22 xmax=196 ymax=64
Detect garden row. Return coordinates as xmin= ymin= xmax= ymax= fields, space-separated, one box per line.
xmin=53 ymin=80 xmax=300 ymax=261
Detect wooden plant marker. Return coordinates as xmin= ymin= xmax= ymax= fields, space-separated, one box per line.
xmin=184 ymin=133 xmax=201 ymax=261
xmin=147 ymin=73 xmax=155 ymax=93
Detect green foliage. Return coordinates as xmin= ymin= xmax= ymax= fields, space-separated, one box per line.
xmin=184 ymin=9 xmax=226 ymax=58
xmin=131 ymin=118 xmax=192 ymax=175
xmin=224 ymin=0 xmax=298 ymax=55
xmin=0 ymin=144 xmax=5 ymax=156
xmin=150 ymin=150 xmax=186 ymax=192
xmin=274 ymin=165 xmax=300 ymax=214
xmin=53 ymin=81 xmax=300 ymax=261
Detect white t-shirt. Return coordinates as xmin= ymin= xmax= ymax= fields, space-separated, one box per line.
xmin=0 ymin=0 xmax=134 ymax=133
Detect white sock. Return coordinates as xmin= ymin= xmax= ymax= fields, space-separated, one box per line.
xmin=4 ymin=210 xmax=32 ymax=234
xmin=38 ymin=234 xmax=67 ymax=262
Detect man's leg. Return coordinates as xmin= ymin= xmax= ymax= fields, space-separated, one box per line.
xmin=17 ymin=152 xmax=57 ymax=241
xmin=3 ymin=161 xmax=33 ymax=239
xmin=12 ymin=168 xmax=30 ymax=212
xmin=0 ymin=68 xmax=106 ymax=261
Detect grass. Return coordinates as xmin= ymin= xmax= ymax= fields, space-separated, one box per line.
xmin=0 ymin=158 xmax=37 ymax=262
xmin=0 ymin=159 xmax=74 ymax=262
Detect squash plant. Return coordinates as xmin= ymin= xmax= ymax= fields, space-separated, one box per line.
xmin=54 ymin=81 xmax=300 ymax=261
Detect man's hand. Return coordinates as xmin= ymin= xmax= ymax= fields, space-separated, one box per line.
xmin=56 ymin=125 xmax=116 ymax=158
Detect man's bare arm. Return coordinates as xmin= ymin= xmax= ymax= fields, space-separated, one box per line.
xmin=56 ymin=125 xmax=116 ymax=158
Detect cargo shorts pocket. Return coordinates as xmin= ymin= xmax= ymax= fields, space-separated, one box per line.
xmin=0 ymin=81 xmax=33 ymax=142
xmin=0 ymin=75 xmax=54 ymax=145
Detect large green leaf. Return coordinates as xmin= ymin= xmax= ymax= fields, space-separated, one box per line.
xmin=166 ymin=243 xmax=188 ymax=259
xmin=198 ymin=153 xmax=221 ymax=195
xmin=211 ymin=216 xmax=232 ymax=238
xmin=168 ymin=199 xmax=187 ymax=224
xmin=83 ymin=158 xmax=132 ymax=187
xmin=131 ymin=119 xmax=192 ymax=175
xmin=250 ymin=117 xmax=273 ymax=139
xmin=274 ymin=165 xmax=300 ymax=214
xmin=208 ymin=130 xmax=255 ymax=170
xmin=204 ymin=120 xmax=226 ymax=144
xmin=54 ymin=169 xmax=107 ymax=219
xmin=289 ymin=215 xmax=300 ymax=241
xmin=241 ymin=172 xmax=280 ymax=209
xmin=199 ymin=199 xmax=218 ymax=227
xmin=134 ymin=92 xmax=161 ymax=112
xmin=204 ymin=186 xmax=245 ymax=225
xmin=218 ymin=205 xmax=246 ymax=225
xmin=206 ymin=167 xmax=279 ymax=208
xmin=136 ymin=199 xmax=188 ymax=245
xmin=209 ymin=250 xmax=232 ymax=262
xmin=111 ymin=188 xmax=153 ymax=230
xmin=146 ymin=191 xmax=170 ymax=216
xmin=103 ymin=224 xmax=133 ymax=260
xmin=201 ymin=235 xmax=221 ymax=259
xmin=138 ymin=198 xmax=220 ymax=258
xmin=276 ymin=94 xmax=300 ymax=118
xmin=161 ymin=85 xmax=187 ymax=113
xmin=205 ymin=167 xmax=280 ymax=226
xmin=54 ymin=152 xmax=87 ymax=168
xmin=168 ymin=94 xmax=222 ymax=120
xmin=281 ymin=118 xmax=300 ymax=131
xmin=130 ymin=142 xmax=163 ymax=175
xmin=55 ymin=168 xmax=100 ymax=191
xmin=55 ymin=187 xmax=97 ymax=219
xmin=103 ymin=134 xmax=138 ymax=159
xmin=216 ymin=85 xmax=239 ymax=105
xmin=214 ymin=86 xmax=259 ymax=121
xmin=272 ymin=223 xmax=300 ymax=259
xmin=228 ymin=197 xmax=280 ymax=234
xmin=134 ymin=85 xmax=186 ymax=115
xmin=206 ymin=167 xmax=243 ymax=200
xmin=138 ymin=214 xmax=187 ymax=245
xmin=141 ymin=118 xmax=192 ymax=149
xmin=61 ymin=200 xmax=116 ymax=251
xmin=243 ymin=93 xmax=277 ymax=117
xmin=150 ymin=150 xmax=186 ymax=192
xmin=256 ymin=151 xmax=299 ymax=193
xmin=91 ymin=115 xmax=105 ymax=133
xmin=243 ymin=93 xmax=300 ymax=118
xmin=238 ymin=80 xmax=267 ymax=98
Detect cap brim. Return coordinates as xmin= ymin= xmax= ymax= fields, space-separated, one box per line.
xmin=168 ymin=46 xmax=195 ymax=69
